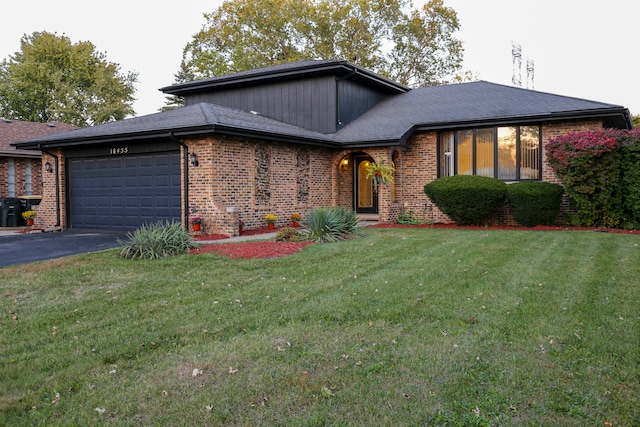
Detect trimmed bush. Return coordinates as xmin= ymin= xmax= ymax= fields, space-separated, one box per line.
xmin=302 ymin=207 xmax=361 ymax=243
xmin=424 ymin=175 xmax=507 ymax=225
xmin=506 ymin=181 xmax=564 ymax=226
xmin=118 ymin=221 xmax=197 ymax=259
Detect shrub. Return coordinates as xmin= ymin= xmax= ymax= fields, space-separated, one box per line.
xmin=506 ymin=182 xmax=564 ymax=226
xmin=276 ymin=227 xmax=304 ymax=242
xmin=424 ymin=175 xmax=507 ymax=225
xmin=118 ymin=221 xmax=197 ymax=260
xmin=545 ymin=128 xmax=640 ymax=228
xmin=301 ymin=207 xmax=361 ymax=243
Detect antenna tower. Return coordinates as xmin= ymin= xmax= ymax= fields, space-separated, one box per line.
xmin=526 ymin=59 xmax=535 ymax=90
xmin=511 ymin=42 xmax=522 ymax=87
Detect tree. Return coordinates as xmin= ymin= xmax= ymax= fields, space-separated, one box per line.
xmin=177 ymin=0 xmax=463 ymax=88
xmin=0 ymin=31 xmax=138 ymax=127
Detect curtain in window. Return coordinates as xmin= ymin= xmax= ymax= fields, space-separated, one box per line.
xmin=7 ymin=159 xmax=16 ymax=197
xmin=520 ymin=126 xmax=540 ymax=179
xmin=439 ymin=131 xmax=455 ymax=177
xmin=25 ymin=160 xmax=32 ymax=196
xmin=476 ymin=128 xmax=495 ymax=177
xmin=456 ymin=130 xmax=473 ymax=175
xmin=497 ymin=127 xmax=517 ymax=180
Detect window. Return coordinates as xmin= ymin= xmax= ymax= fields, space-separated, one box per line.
xmin=25 ymin=159 xmax=32 ymax=195
xmin=7 ymin=159 xmax=16 ymax=197
xmin=438 ymin=125 xmax=541 ymax=180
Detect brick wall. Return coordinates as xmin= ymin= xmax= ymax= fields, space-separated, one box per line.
xmin=388 ymin=119 xmax=606 ymax=225
xmin=186 ymin=135 xmax=334 ymax=236
xmin=35 ymin=151 xmax=65 ymax=229
xmin=0 ymin=157 xmax=42 ymax=198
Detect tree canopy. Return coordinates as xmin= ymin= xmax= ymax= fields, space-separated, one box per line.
xmin=0 ymin=31 xmax=138 ymax=127
xmin=177 ymin=0 xmax=463 ymax=88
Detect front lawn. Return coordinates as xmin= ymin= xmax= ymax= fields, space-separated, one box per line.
xmin=1 ymin=228 xmax=638 ymax=425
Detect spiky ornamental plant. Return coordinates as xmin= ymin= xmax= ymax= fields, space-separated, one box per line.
xmin=117 ymin=221 xmax=198 ymax=260
xmin=301 ymin=207 xmax=362 ymax=243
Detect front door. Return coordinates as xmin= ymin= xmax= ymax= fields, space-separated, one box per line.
xmin=354 ymin=156 xmax=377 ymax=214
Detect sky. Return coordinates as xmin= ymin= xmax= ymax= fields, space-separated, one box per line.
xmin=2 ymin=0 xmax=638 ymax=118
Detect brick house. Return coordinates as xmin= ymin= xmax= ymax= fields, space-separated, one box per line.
xmin=13 ymin=60 xmax=633 ymax=234
xmin=1 ymin=119 xmax=76 ymax=224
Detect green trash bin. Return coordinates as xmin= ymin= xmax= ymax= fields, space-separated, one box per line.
xmin=0 ymin=198 xmax=7 ymax=227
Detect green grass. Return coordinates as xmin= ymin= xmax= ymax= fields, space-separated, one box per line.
xmin=1 ymin=228 xmax=639 ymax=426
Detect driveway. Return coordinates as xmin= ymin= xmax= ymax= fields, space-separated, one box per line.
xmin=0 ymin=229 xmax=130 ymax=268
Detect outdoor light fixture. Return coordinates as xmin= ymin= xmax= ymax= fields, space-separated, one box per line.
xmin=190 ymin=152 xmax=199 ymax=167
xmin=45 ymin=162 xmax=53 ymax=173
xmin=340 ymin=158 xmax=349 ymax=169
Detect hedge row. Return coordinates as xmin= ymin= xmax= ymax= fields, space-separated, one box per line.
xmin=424 ymin=175 xmax=564 ymax=226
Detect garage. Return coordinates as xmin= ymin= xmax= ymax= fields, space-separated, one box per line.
xmin=68 ymin=150 xmax=181 ymax=230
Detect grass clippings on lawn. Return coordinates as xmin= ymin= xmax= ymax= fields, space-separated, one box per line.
xmin=1 ymin=227 xmax=638 ymax=426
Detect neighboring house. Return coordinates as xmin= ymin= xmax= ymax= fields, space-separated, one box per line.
xmin=13 ymin=60 xmax=632 ymax=234
xmin=0 ymin=119 xmax=76 ymax=206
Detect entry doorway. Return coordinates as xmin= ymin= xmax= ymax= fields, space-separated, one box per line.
xmin=354 ymin=155 xmax=377 ymax=214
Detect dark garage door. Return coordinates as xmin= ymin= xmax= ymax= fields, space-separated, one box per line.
xmin=69 ymin=152 xmax=181 ymax=230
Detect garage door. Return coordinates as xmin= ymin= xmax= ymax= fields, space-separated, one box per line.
xmin=68 ymin=152 xmax=181 ymax=230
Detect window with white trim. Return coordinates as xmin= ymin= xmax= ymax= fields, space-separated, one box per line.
xmin=438 ymin=125 xmax=541 ymax=180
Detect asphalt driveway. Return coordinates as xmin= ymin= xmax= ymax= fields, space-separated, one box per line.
xmin=0 ymin=229 xmax=130 ymax=268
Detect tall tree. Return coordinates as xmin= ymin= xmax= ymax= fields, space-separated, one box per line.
xmin=178 ymin=0 xmax=463 ymax=87
xmin=0 ymin=31 xmax=138 ymax=126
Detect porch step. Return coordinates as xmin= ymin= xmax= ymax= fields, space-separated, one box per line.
xmin=357 ymin=213 xmax=379 ymax=225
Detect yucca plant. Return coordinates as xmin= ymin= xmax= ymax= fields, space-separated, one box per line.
xmin=118 ymin=221 xmax=198 ymax=260
xmin=301 ymin=207 xmax=362 ymax=243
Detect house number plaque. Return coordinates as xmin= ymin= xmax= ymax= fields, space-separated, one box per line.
xmin=109 ymin=147 xmax=129 ymax=155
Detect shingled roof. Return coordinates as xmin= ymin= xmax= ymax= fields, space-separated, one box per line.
xmin=13 ymin=65 xmax=632 ymax=150
xmin=334 ymin=81 xmax=632 ymax=146
xmin=12 ymin=103 xmax=338 ymax=149
xmin=1 ymin=119 xmax=77 ymax=156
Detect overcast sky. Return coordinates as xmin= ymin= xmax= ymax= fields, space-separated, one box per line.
xmin=2 ymin=1 xmax=638 ymax=118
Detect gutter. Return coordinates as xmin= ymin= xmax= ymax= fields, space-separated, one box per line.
xmin=168 ymin=132 xmax=190 ymax=228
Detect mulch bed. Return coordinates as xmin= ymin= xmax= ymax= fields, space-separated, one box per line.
xmin=191 ymin=241 xmax=313 ymax=259
xmin=191 ymin=226 xmax=312 ymax=259
xmin=191 ymin=223 xmax=639 ymax=259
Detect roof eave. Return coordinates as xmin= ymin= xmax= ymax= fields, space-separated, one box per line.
xmin=414 ymin=108 xmax=633 ymax=132
xmin=162 ymin=61 xmax=408 ymax=96
xmin=13 ymin=124 xmax=340 ymax=150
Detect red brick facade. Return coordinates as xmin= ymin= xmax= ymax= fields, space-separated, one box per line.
xmin=32 ymin=118 xmax=607 ymax=233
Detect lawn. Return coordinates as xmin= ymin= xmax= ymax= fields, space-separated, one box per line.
xmin=1 ymin=228 xmax=638 ymax=426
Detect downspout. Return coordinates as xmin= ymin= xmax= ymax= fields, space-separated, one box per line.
xmin=168 ymin=132 xmax=189 ymax=228
xmin=40 ymin=148 xmax=61 ymax=227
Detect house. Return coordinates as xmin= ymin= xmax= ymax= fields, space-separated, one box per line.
xmin=13 ymin=60 xmax=632 ymax=233
xmin=1 ymin=119 xmax=76 ymax=225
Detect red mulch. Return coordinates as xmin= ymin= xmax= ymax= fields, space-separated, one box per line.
xmin=191 ymin=223 xmax=639 ymax=260
xmin=191 ymin=226 xmax=312 ymax=259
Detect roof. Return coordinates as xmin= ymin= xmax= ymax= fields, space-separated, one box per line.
xmin=12 ymin=103 xmax=339 ymax=149
xmin=12 ymin=63 xmax=632 ymax=150
xmin=1 ymin=119 xmax=77 ymax=157
xmin=161 ymin=59 xmax=409 ymax=96
xmin=334 ymin=81 xmax=632 ymax=145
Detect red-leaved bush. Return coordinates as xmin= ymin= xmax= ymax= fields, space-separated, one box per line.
xmin=545 ymin=128 xmax=640 ymax=228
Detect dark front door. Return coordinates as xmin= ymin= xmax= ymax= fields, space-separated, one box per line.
xmin=354 ymin=155 xmax=377 ymax=214
xmin=68 ymin=151 xmax=181 ymax=230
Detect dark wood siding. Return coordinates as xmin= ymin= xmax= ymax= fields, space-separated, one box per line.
xmin=185 ymin=76 xmax=338 ymax=134
xmin=337 ymin=79 xmax=388 ymax=130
